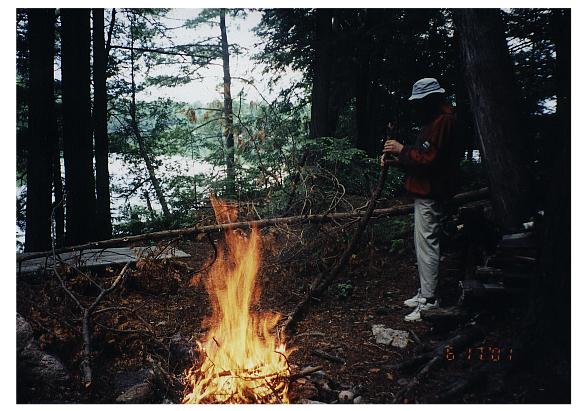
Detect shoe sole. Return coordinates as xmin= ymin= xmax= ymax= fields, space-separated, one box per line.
xmin=403 ymin=301 xmax=420 ymax=308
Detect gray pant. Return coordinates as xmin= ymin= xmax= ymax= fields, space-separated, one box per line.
xmin=414 ymin=198 xmax=442 ymax=299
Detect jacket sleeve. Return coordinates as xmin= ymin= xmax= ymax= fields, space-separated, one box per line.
xmin=398 ymin=114 xmax=454 ymax=171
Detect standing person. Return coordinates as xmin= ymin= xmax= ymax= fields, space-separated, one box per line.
xmin=381 ymin=78 xmax=461 ymax=322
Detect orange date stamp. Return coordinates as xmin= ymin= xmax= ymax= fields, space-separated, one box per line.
xmin=444 ymin=346 xmax=513 ymax=362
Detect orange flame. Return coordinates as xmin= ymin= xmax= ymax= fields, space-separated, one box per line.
xmin=183 ymin=195 xmax=292 ymax=404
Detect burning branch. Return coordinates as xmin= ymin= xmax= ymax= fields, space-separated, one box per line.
xmin=182 ymin=196 xmax=294 ymax=404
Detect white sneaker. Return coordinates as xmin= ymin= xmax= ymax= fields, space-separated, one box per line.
xmin=404 ymin=299 xmax=439 ymax=322
xmin=404 ymin=289 xmax=425 ymax=308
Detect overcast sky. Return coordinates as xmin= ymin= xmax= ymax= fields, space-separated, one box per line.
xmin=138 ymin=9 xmax=303 ymax=105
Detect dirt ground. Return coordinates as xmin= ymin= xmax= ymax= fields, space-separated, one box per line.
xmin=16 ymin=213 xmax=564 ymax=404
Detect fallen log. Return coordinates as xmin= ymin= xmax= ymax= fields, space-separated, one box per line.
xmin=17 ymin=187 xmax=489 ymax=263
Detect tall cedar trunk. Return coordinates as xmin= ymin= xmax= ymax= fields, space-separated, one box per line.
xmin=92 ymin=8 xmax=112 ymax=239
xmin=326 ymin=13 xmax=344 ymax=137
xmin=51 ymin=119 xmax=64 ymax=248
xmin=453 ymin=26 xmax=476 ymax=163
xmin=129 ymin=14 xmax=171 ymax=219
xmin=453 ymin=9 xmax=533 ymax=230
xmin=519 ymin=9 xmax=570 ymax=399
xmin=309 ymin=9 xmax=332 ymax=139
xmin=61 ymin=9 xmax=97 ymax=245
xmin=354 ymin=10 xmax=381 ymax=156
xmin=355 ymin=39 xmax=371 ymax=153
xmin=219 ymin=10 xmax=235 ymax=198
xmin=24 ymin=9 xmax=55 ymax=252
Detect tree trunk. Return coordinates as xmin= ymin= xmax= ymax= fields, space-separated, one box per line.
xmin=355 ymin=36 xmax=371 ymax=153
xmin=309 ymin=8 xmax=332 ymax=139
xmin=354 ymin=9 xmax=383 ymax=156
xmin=519 ymin=9 xmax=570 ymax=401
xmin=453 ymin=9 xmax=533 ymax=230
xmin=25 ymin=9 xmax=56 ymax=252
xmin=92 ymin=8 xmax=113 ymax=240
xmin=452 ymin=25 xmax=475 ymax=163
xmin=554 ymin=9 xmax=570 ymax=142
xmin=51 ymin=126 xmax=64 ymax=248
xmin=61 ymin=9 xmax=97 ymax=245
xmin=219 ymin=10 xmax=236 ymax=198
xmin=128 ymin=14 xmax=171 ymax=220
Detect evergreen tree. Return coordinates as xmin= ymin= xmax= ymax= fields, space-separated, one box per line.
xmin=61 ymin=8 xmax=97 ymax=245
xmin=92 ymin=8 xmax=113 ymax=239
xmin=454 ymin=8 xmax=534 ymax=230
xmin=24 ymin=8 xmax=55 ymax=251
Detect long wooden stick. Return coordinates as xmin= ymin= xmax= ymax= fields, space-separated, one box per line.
xmin=17 ymin=187 xmax=489 ymax=263
xmin=288 ymin=365 xmax=323 ymax=380
xmin=282 ymin=164 xmax=392 ymax=333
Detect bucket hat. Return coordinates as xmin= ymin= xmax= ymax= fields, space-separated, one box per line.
xmin=408 ymin=77 xmax=445 ymax=100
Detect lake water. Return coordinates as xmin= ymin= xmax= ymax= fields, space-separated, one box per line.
xmin=16 ymin=154 xmax=214 ymax=251
xmin=17 ymin=150 xmax=481 ymax=251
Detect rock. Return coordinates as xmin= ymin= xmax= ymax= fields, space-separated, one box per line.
xmin=300 ymin=399 xmax=326 ymax=404
xmin=19 ymin=341 xmax=70 ymax=384
xmin=113 ymin=368 xmax=153 ymax=395
xmin=338 ymin=390 xmax=354 ymax=403
xmin=305 ymin=369 xmax=328 ymax=383
xmin=116 ymin=382 xmax=154 ymax=403
xmin=353 ymin=396 xmax=364 ymax=404
xmin=351 ymin=383 xmax=365 ymax=397
xmin=371 ymin=324 xmax=410 ymax=348
xmin=17 ymin=314 xmax=70 ymax=388
xmin=17 ymin=313 xmax=34 ymax=353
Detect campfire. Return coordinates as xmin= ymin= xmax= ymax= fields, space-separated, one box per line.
xmin=183 ymin=196 xmax=293 ymax=404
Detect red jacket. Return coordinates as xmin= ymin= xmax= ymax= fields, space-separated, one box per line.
xmin=398 ymin=104 xmax=461 ymax=201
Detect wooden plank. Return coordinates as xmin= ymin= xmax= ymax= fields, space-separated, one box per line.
xmin=498 ymin=231 xmax=537 ymax=249
xmin=486 ymin=254 xmax=537 ymax=270
xmin=474 ymin=266 xmax=533 ymax=280
xmin=17 ymin=246 xmax=190 ymax=275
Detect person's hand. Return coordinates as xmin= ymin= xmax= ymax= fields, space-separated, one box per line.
xmin=383 ymin=139 xmax=404 ymax=155
xmin=380 ymin=153 xmax=399 ymax=167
